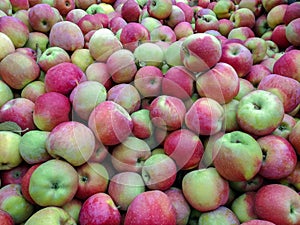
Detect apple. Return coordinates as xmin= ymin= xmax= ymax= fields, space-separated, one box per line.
xmin=21 ymin=80 xmax=45 ymax=103
xmin=230 ymin=8 xmax=256 ymax=29
xmin=229 ymin=174 xmax=264 ymax=193
xmin=286 ymin=17 xmax=300 ymax=46
xmin=0 ymin=51 xmax=40 ymax=90
xmin=61 ymin=198 xmax=82 ymax=223
xmin=88 ymin=101 xmax=133 ymax=146
xmin=0 ymin=80 xmax=13 ymax=109
xmin=195 ymin=14 xmax=219 ymax=33
xmin=71 ymin=48 xmax=94 ymax=73
xmin=0 ymin=32 xmax=14 ymax=61
xmin=176 ymin=2 xmax=193 ymax=23
xmin=270 ymin=24 xmax=290 ymax=49
xmin=241 ymin=220 xmax=276 ymax=225
xmin=244 ymin=37 xmax=267 ymax=64
xmin=133 ymin=42 xmax=165 ymax=67
xmin=65 ymin=8 xmax=87 ymax=23
xmin=280 ymin=161 xmax=300 ymax=191
xmin=0 ymin=0 xmax=12 ymax=15
xmin=289 ymin=120 xmax=300 ymax=155
xmin=0 ymin=209 xmax=14 ymax=225
xmin=165 ymin=5 xmax=186 ymax=29
xmin=76 ymin=14 xmax=104 ymax=35
xmin=124 ymin=190 xmax=176 ymax=225
xmin=85 ymin=62 xmax=113 ymax=90
xmin=228 ymin=27 xmax=255 ymax=41
xmin=237 ymin=90 xmax=284 ymax=136
xmin=244 ymin=64 xmax=271 ymax=87
xmin=198 ymin=206 xmax=240 ymax=225
xmin=266 ymin=4 xmax=288 ymax=29
xmin=254 ymin=184 xmax=300 ymax=224
xmin=173 ymin=21 xmax=193 ymax=40
xmin=213 ymin=131 xmax=263 ymax=182
xmin=180 ymin=33 xmax=222 ymax=73
xmin=106 ymin=49 xmax=137 ymax=83
xmin=108 ymin=171 xmax=145 ymax=211
xmin=75 ymin=0 xmax=96 ymax=10
xmin=213 ymin=0 xmax=235 ymax=19
xmin=121 ymin=0 xmax=141 ymax=22
xmin=164 ymin=40 xmax=184 ymax=67
xmin=111 ymin=136 xmax=151 ymax=173
xmin=182 ymin=167 xmax=229 ymax=212
xmin=273 ymin=113 xmax=297 ymax=138
xmin=218 ymin=19 xmax=235 ymax=37
xmin=150 ymin=25 xmax=177 ymax=43
xmin=185 ymin=97 xmax=224 ymax=136
xmin=85 ymin=3 xmax=105 ymax=15
xmin=262 ymin=0 xmax=286 ymax=12
xmin=0 ymin=184 xmax=34 ymax=224
xmin=238 ymin=0 xmax=263 ymax=17
xmin=231 ymin=192 xmax=257 ymax=222
xmin=0 ymin=163 xmax=29 ymax=186
xmin=147 ymin=0 xmax=173 ymax=20
xmin=131 ymin=109 xmax=153 ymax=139
xmin=283 ymin=2 xmax=300 ymax=25
xmin=254 ymin=14 xmax=271 ymax=37
xmin=0 ymin=131 xmax=22 ymax=170
xmin=53 ymin=0 xmax=75 ymax=16
xmin=222 ymin=99 xmax=240 ymax=132
xmin=28 ymin=159 xmax=78 ymax=206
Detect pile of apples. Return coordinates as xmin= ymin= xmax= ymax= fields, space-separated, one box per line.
xmin=0 ymin=0 xmax=300 ymax=224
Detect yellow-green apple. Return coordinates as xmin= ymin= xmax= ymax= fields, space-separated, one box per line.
xmin=88 ymin=101 xmax=133 ymax=146
xmin=254 ymin=14 xmax=271 ymax=37
xmin=131 ymin=109 xmax=153 ymax=139
xmin=257 ymin=134 xmax=297 ymax=180
xmin=75 ymin=162 xmax=109 ymax=200
xmin=180 ymin=33 xmax=222 ymax=73
xmin=49 ymin=21 xmax=84 ymax=52
xmin=85 ymin=62 xmax=113 ymax=90
xmin=266 ymin=39 xmax=280 ymax=57
xmin=33 ymin=92 xmax=71 ymax=131
xmin=108 ymin=16 xmax=127 ymax=33
xmin=0 ymin=32 xmax=14 ymax=61
xmin=149 ymin=95 xmax=186 ymax=131
xmin=244 ymin=64 xmax=271 ymax=87
xmin=237 ymin=90 xmax=284 ymax=136
xmin=19 ymin=130 xmax=51 ymax=164
xmin=165 ymin=5 xmax=186 ymax=28
xmin=220 ymin=42 xmax=253 ymax=78
xmin=213 ymin=0 xmax=235 ymax=19
xmin=0 ymin=163 xmax=29 ymax=186
xmin=182 ymin=167 xmax=229 ymax=212
xmin=267 ymin=4 xmax=288 ymax=29
xmin=185 ymin=97 xmax=224 ymax=136
xmin=89 ymin=28 xmax=123 ymax=62
xmin=241 ymin=220 xmax=276 ymax=225
xmin=71 ymin=48 xmax=94 ymax=72
xmin=228 ymin=27 xmax=255 ymax=41
xmin=229 ymin=174 xmax=264 ymax=193
xmin=20 ymin=163 xmax=40 ymax=204
xmin=254 ymin=184 xmax=300 ymax=224
xmin=147 ymin=0 xmax=173 ymax=20
xmin=124 ymin=190 xmax=176 ymax=225
xmin=234 ymin=78 xmax=255 ymax=101
xmin=164 ymin=40 xmax=184 ymax=67
xmin=162 ymin=65 xmax=195 ymax=101
xmin=230 ymin=8 xmax=256 ymax=28
xmin=0 ymin=131 xmax=22 ymax=170
xmin=107 ymin=83 xmax=141 ymax=114
xmin=272 ymin=113 xmax=297 ymax=138
xmin=28 ymin=3 xmax=60 ymax=33
xmin=174 ymin=21 xmax=193 ymax=40
xmin=85 ymin=3 xmax=105 ymax=15
xmin=106 ymin=49 xmax=137 ymax=83
xmin=258 ymin=74 xmax=300 ymax=113
xmin=289 ymin=120 xmax=300 ymax=154
xmin=142 ymin=153 xmax=177 ymax=190
xmin=231 ymin=192 xmax=257 ymax=222
xmin=66 ymin=8 xmax=87 ymax=23
xmin=195 ymin=14 xmax=219 ymax=33
xmin=0 ymin=184 xmax=34 ymax=224
xmin=0 ymin=0 xmax=12 ymax=15
xmin=0 ymin=209 xmax=14 ymax=225
xmin=150 ymin=25 xmax=177 ymax=43
xmin=0 ymin=52 xmax=40 ymax=90
xmin=133 ymin=65 xmax=163 ymax=97
xmin=108 ymin=171 xmax=145 ymax=211
xmin=70 ymin=80 xmax=107 ymax=121
xmin=271 ymin=24 xmax=290 ymax=49
xmin=213 ymin=131 xmax=263 ymax=181
xmin=239 ymin=0 xmax=263 ymax=17
xmin=13 ymin=8 xmax=33 ymax=31
xmin=284 ymin=2 xmax=300 ymax=25
xmin=53 ymin=0 xmax=75 ymax=16
xmin=286 ymin=18 xmax=300 ymax=46
xmin=37 ymin=46 xmax=71 ymax=72
xmin=0 ymin=98 xmax=35 ymax=131
xmin=119 ymin=22 xmax=149 ymax=52
xmin=0 ymin=16 xmax=29 ymax=47
xmin=140 ymin=16 xmax=162 ymax=33
xmin=61 ymin=198 xmax=82 ymax=223
xmin=244 ymin=37 xmax=267 ymax=64
xmin=79 ymin=193 xmax=121 ymax=225
xmin=165 ymin=187 xmax=191 ymax=225
xmin=133 ymin=42 xmax=164 ymax=67
xmin=218 ymin=19 xmax=235 ymax=37
xmin=25 ymin=31 xmax=49 ymax=52
xmin=46 ymin=121 xmax=95 ymax=166
xmin=76 ymin=14 xmax=103 ymax=35
xmin=176 ymin=2 xmax=193 ymax=23
xmin=111 ymin=136 xmax=151 ymax=173
xmin=24 ymin=206 xmax=76 ymax=225
xmin=28 ymin=159 xmax=78 ymax=207
xmin=198 ymin=206 xmax=240 ymax=225
xmin=163 ymin=128 xmax=204 ymax=170
xmin=44 ymin=62 xmax=86 ymax=95
xmin=0 ymin=81 xmax=13 ymax=110
xmin=121 ymin=0 xmax=141 ymax=22
xmin=222 ymin=99 xmax=240 ymax=132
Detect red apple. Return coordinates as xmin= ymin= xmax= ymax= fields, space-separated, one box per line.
xmin=286 ymin=18 xmax=300 ymax=46
xmin=85 ymin=62 xmax=113 ymax=90
xmin=53 ymin=0 xmax=75 ymax=16
xmin=0 ymin=163 xmax=29 ymax=186
xmin=121 ymin=0 xmax=141 ymax=22
xmin=244 ymin=64 xmax=271 ymax=87
xmin=0 ymin=209 xmax=14 ymax=225
xmin=289 ymin=120 xmax=300 ymax=155
xmin=283 ymin=2 xmax=300 ymax=25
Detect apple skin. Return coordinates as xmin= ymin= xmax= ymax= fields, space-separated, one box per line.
xmin=0 ymin=209 xmax=14 ymax=225
xmin=88 ymin=101 xmax=133 ymax=146
xmin=121 ymin=0 xmax=141 ymax=22
xmin=85 ymin=62 xmax=113 ymax=90
xmin=229 ymin=174 xmax=264 ymax=193
xmin=65 ymin=8 xmax=87 ymax=24
xmin=280 ymin=161 xmax=300 ymax=191
xmin=0 ymin=51 xmax=40 ymax=90
xmin=124 ymin=190 xmax=177 ymax=225
xmin=0 ymin=184 xmax=34 ymax=224
xmin=262 ymin=0 xmax=286 ymax=12
xmin=71 ymin=47 xmax=99 ymax=73
xmin=163 ymin=128 xmax=204 ymax=170
xmin=147 ymin=0 xmax=173 ymax=20
xmin=49 ymin=20 xmax=84 ymax=52
xmin=44 ymin=62 xmax=86 ymax=95
xmin=254 ymin=184 xmax=300 ymax=225
xmin=53 ymin=0 xmax=75 ymax=16
xmin=272 ymin=113 xmax=297 ymax=138
xmin=241 ymin=220 xmax=276 ymax=225
xmin=45 ymin=121 xmax=95 ymax=167
xmin=108 ymin=16 xmax=127 ymax=34
xmin=222 ymin=99 xmax=240 ymax=132
xmin=267 ymin=4 xmax=288 ymax=29
xmin=231 ymin=192 xmax=257 ymax=223
xmin=284 ymin=2 xmax=300 ymax=25
xmin=33 ymin=92 xmax=71 ymax=131
xmin=76 ymin=14 xmax=103 ymax=35
xmin=228 ymin=27 xmax=255 ymax=41
xmin=131 ymin=109 xmax=153 ymax=139
xmin=271 ymin=24 xmax=291 ymax=49
xmin=165 ymin=5 xmax=186 ymax=29
xmin=244 ymin=64 xmax=271 ymax=87
xmin=213 ymin=0 xmax=235 ymax=19
xmin=286 ymin=18 xmax=300 ymax=46
xmin=21 ymin=80 xmax=46 ymax=103
xmin=289 ymin=120 xmax=300 ymax=155
xmin=0 ymin=32 xmax=15 ymax=61
xmin=28 ymin=159 xmax=78 ymax=207
xmin=180 ymin=33 xmax=222 ymax=73
xmin=185 ymin=97 xmax=224 ymax=136
xmin=176 ymin=2 xmax=193 ymax=23
xmin=218 ymin=19 xmax=235 ymax=37
xmin=237 ymin=90 xmax=285 ymax=136
xmin=149 ymin=95 xmax=186 ymax=131
xmin=182 ymin=167 xmax=229 ymax=212
xmin=108 ymin=171 xmax=145 ymax=211
xmin=0 ymin=98 xmax=35 ymax=131
xmin=174 ymin=21 xmax=193 ymax=40
xmin=0 ymin=131 xmax=22 ymax=170
xmin=244 ymin=37 xmax=267 ymax=64
xmin=0 ymin=80 xmax=13 ymax=108
xmin=0 ymin=163 xmax=29 ymax=186
xmin=258 ymin=74 xmax=300 ymax=114
xmin=164 ymin=40 xmax=184 ymax=67
xmin=198 ymin=206 xmax=240 ymax=225
xmin=273 ymin=49 xmax=300 ymax=82
xmin=195 ymin=14 xmax=219 ymax=34
xmin=196 ymin=62 xmax=240 ymax=104
xmin=150 ymin=25 xmax=177 ymax=43
xmin=230 ymin=8 xmax=256 ymax=29
xmin=61 ymin=198 xmax=82 ymax=223
xmin=213 ymin=131 xmax=263 ymax=182
xmin=79 ymin=193 xmax=121 ymax=225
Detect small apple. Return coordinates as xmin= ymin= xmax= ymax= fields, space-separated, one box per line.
xmin=85 ymin=62 xmax=113 ymax=90
xmin=272 ymin=113 xmax=297 ymax=138
xmin=133 ymin=42 xmax=165 ymax=67
xmin=0 ymin=163 xmax=29 ymax=186
xmin=231 ymin=192 xmax=257 ymax=222
xmin=21 ymin=81 xmax=46 ymax=103
xmin=198 ymin=206 xmax=240 ymax=225
xmin=147 ymin=0 xmax=173 ymax=20
xmin=286 ymin=17 xmax=300 ymax=46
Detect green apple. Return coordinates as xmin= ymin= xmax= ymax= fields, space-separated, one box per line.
xmin=231 ymin=192 xmax=257 ymax=222
xmin=134 ymin=42 xmax=164 ymax=67
xmin=71 ymin=48 xmax=94 ymax=72
xmin=198 ymin=206 xmax=240 ymax=225
xmin=0 ymin=32 xmax=15 ymax=61
xmin=62 ymin=198 xmax=82 ymax=223
xmin=0 ymin=80 xmax=13 ymax=108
